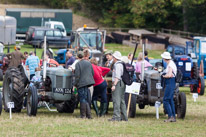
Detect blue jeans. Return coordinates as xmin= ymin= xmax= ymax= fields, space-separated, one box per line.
xmin=78 ymin=86 xmax=89 ymax=103
xmin=163 ymin=77 xmax=176 ymax=118
xmin=92 ymin=80 xmax=107 ymax=103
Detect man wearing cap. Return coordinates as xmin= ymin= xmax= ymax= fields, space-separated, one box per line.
xmin=105 ymin=50 xmax=114 ymax=69
xmin=161 ymin=52 xmax=177 ymax=122
xmin=6 ymin=45 xmax=25 ymax=67
xmin=108 ymin=51 xmax=128 ymax=122
xmin=74 ymin=51 xmax=95 ymax=119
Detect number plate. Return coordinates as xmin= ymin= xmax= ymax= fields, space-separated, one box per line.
xmin=53 ymin=88 xmax=72 ymax=94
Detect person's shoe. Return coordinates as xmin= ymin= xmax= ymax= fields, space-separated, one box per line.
xmin=86 ymin=103 xmax=93 ymax=119
xmin=100 ymin=103 xmax=107 ymax=117
xmin=108 ymin=117 xmax=120 ymax=122
xmin=92 ymin=100 xmax=99 ymax=116
xmin=79 ymin=103 xmax=87 ymax=119
xmin=164 ymin=117 xmax=176 ymax=122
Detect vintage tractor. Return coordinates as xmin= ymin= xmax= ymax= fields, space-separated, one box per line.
xmin=166 ymin=42 xmax=205 ymax=95
xmin=2 ymin=38 xmax=77 ymax=116
xmin=54 ymin=26 xmax=106 ymax=66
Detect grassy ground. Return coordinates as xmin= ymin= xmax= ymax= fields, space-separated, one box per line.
xmin=0 ymin=44 xmax=206 ymax=136
xmin=0 ymin=89 xmax=206 ymax=137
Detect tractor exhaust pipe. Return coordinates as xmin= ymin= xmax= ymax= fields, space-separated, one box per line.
xmin=43 ymin=36 xmax=47 ymax=81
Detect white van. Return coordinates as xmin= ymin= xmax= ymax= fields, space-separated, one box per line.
xmin=45 ymin=21 xmax=67 ymax=36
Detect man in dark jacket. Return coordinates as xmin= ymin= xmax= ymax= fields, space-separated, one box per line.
xmin=6 ymin=45 xmax=25 ymax=67
xmin=74 ymin=51 xmax=95 ymax=119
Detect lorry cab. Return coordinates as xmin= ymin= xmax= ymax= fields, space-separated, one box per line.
xmin=45 ymin=21 xmax=67 ymax=36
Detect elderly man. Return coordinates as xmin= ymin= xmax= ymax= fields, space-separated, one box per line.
xmin=65 ymin=50 xmax=75 ymax=69
xmin=6 ymin=45 xmax=25 ymax=67
xmin=108 ymin=51 xmax=128 ymax=122
xmin=74 ymin=51 xmax=95 ymax=119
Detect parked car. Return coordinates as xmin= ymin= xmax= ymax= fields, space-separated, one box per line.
xmin=25 ymin=26 xmax=70 ymax=48
xmin=45 ymin=21 xmax=67 ymax=36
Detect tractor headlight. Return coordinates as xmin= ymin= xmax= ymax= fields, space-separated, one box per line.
xmin=158 ymin=66 xmax=163 ymax=72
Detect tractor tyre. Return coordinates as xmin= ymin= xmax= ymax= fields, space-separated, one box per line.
xmin=191 ymin=62 xmax=199 ymax=79
xmin=176 ymin=92 xmax=186 ymax=119
xmin=56 ymin=93 xmax=77 ymax=113
xmin=138 ymin=104 xmax=145 ymax=109
xmin=0 ymin=92 xmax=2 ymax=115
xmin=198 ymin=77 xmax=205 ymax=95
xmin=3 ymin=67 xmax=25 ymax=112
xmin=27 ymin=86 xmax=38 ymax=116
xmin=190 ymin=77 xmax=205 ymax=95
xmin=125 ymin=93 xmax=137 ymax=118
xmin=0 ymin=69 xmax=3 ymax=81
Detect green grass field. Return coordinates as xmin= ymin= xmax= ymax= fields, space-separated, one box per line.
xmin=0 ymin=44 xmax=206 ymax=136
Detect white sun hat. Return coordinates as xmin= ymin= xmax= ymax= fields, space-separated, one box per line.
xmin=161 ymin=52 xmax=171 ymax=59
xmin=113 ymin=51 xmax=122 ymax=60
xmin=121 ymin=56 xmax=129 ymax=63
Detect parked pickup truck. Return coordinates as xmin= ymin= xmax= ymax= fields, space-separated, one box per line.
xmin=24 ymin=26 xmax=70 ymax=48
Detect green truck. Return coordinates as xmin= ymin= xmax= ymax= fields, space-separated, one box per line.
xmin=6 ymin=8 xmax=72 ymax=35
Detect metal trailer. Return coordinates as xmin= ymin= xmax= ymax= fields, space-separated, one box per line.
xmin=5 ymin=8 xmax=72 ymax=35
xmin=0 ymin=16 xmax=16 ymax=45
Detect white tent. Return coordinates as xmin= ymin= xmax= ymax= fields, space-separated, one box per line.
xmin=0 ymin=16 xmax=16 ymax=45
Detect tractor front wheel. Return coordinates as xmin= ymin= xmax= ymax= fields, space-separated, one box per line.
xmin=190 ymin=77 xmax=205 ymax=95
xmin=27 ymin=86 xmax=38 ymax=116
xmin=176 ymin=92 xmax=186 ymax=119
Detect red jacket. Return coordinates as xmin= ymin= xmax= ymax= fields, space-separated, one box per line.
xmin=92 ymin=64 xmax=110 ymax=87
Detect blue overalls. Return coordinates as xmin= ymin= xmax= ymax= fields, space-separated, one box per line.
xmin=163 ymin=77 xmax=176 ymax=118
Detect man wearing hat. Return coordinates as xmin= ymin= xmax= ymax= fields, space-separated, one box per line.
xmin=6 ymin=45 xmax=25 ymax=67
xmin=74 ymin=51 xmax=95 ymax=119
xmin=161 ymin=52 xmax=177 ymax=122
xmin=105 ymin=50 xmax=114 ymax=69
xmin=108 ymin=51 xmax=128 ymax=122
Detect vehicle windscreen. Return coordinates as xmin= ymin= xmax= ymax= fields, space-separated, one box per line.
xmin=201 ymin=41 xmax=206 ymax=54
xmin=79 ymin=32 xmax=102 ymax=48
xmin=54 ymin=25 xmax=64 ymax=32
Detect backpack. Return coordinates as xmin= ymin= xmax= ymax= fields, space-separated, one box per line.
xmin=173 ymin=69 xmax=183 ymax=83
xmin=118 ymin=62 xmax=135 ymax=85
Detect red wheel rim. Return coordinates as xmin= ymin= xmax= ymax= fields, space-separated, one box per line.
xmin=197 ymin=79 xmax=201 ymax=94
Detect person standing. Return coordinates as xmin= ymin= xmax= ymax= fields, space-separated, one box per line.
xmin=6 ymin=45 xmax=25 ymax=67
xmin=105 ymin=50 xmax=114 ymax=68
xmin=65 ymin=50 xmax=75 ymax=68
xmin=74 ymin=51 xmax=95 ymax=119
xmin=161 ymin=52 xmax=177 ymax=122
xmin=108 ymin=51 xmax=128 ymax=122
xmin=90 ymin=58 xmax=110 ymax=117
xmin=25 ymin=51 xmax=40 ymax=80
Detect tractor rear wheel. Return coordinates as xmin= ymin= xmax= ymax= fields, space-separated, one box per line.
xmin=191 ymin=62 xmax=199 ymax=79
xmin=56 ymin=93 xmax=77 ymax=113
xmin=27 ymin=86 xmax=38 ymax=116
xmin=3 ymin=67 xmax=25 ymax=112
xmin=190 ymin=77 xmax=205 ymax=95
xmin=176 ymin=92 xmax=186 ymax=119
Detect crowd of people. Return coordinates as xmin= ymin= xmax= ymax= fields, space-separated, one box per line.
xmin=6 ymin=45 xmax=177 ymax=122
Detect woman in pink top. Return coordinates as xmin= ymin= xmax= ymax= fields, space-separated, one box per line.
xmin=90 ymin=58 xmax=110 ymax=117
xmin=135 ymin=52 xmax=152 ymax=74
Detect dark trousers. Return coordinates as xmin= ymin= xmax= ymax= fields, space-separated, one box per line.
xmin=163 ymin=77 xmax=176 ymax=118
xmin=78 ymin=86 xmax=90 ymax=103
xmin=92 ymin=80 xmax=107 ymax=103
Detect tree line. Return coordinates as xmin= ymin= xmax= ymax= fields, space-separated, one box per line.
xmin=2 ymin=0 xmax=206 ymax=34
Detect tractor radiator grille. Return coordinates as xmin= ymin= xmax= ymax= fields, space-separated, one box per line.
xmin=56 ymin=76 xmax=63 ymax=88
xmin=151 ymin=79 xmax=164 ymax=97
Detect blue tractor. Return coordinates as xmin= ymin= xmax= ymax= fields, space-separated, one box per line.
xmin=167 ymin=43 xmax=205 ymax=95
